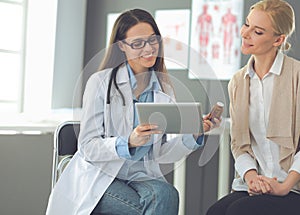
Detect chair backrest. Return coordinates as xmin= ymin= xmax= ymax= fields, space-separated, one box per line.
xmin=51 ymin=121 xmax=80 ymax=189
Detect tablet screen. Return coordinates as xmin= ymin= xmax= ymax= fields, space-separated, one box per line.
xmin=136 ymin=102 xmax=203 ymax=134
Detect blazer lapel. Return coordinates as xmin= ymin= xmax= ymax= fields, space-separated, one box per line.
xmin=267 ymin=56 xmax=294 ymax=171
xmin=234 ymin=61 xmax=251 ymax=148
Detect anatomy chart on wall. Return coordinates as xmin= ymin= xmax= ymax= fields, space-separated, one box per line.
xmin=155 ymin=10 xmax=190 ymax=70
xmin=189 ymin=0 xmax=243 ymax=80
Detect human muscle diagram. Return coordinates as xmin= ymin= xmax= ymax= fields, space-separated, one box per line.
xmin=190 ymin=0 xmax=243 ymax=80
xmin=195 ymin=4 xmax=213 ymax=62
xmin=220 ymin=8 xmax=239 ymax=64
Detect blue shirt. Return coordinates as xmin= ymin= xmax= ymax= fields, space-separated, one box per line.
xmin=116 ymin=63 xmax=204 ymax=181
xmin=116 ymin=64 xmax=161 ymax=181
xmin=116 ymin=64 xmax=160 ymax=159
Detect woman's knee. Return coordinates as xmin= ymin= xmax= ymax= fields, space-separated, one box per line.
xmin=138 ymin=180 xmax=179 ymax=207
xmin=206 ymin=201 xmax=224 ymax=215
xmin=145 ymin=180 xmax=179 ymax=205
xmin=159 ymin=182 xmax=179 ymax=204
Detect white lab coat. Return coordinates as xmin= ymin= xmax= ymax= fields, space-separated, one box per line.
xmin=46 ymin=64 xmax=198 ymax=215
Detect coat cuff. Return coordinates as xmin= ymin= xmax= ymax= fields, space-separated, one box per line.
xmin=235 ymin=153 xmax=257 ymax=181
xmin=289 ymin=151 xmax=300 ymax=174
xmin=182 ymin=134 xmax=203 ymax=150
xmin=115 ymin=136 xmax=132 ymax=159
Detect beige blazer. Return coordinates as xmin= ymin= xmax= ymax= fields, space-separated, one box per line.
xmin=228 ymin=55 xmax=300 ymax=188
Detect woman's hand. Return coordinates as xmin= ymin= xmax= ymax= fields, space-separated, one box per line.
xmin=129 ymin=124 xmax=162 ymax=148
xmin=247 ymin=176 xmax=272 ymax=196
xmin=244 ymin=169 xmax=271 ymax=196
xmin=203 ymin=113 xmax=221 ymax=133
xmin=246 ymin=174 xmax=290 ymax=196
xmin=245 ymin=170 xmax=261 ymax=195
xmin=259 ymin=175 xmax=291 ymax=196
xmin=193 ymin=114 xmax=222 ymax=139
xmin=256 ymin=170 xmax=300 ymax=196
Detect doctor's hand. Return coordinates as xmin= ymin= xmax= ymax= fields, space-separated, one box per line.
xmin=129 ymin=124 xmax=162 ymax=148
xmin=203 ymin=113 xmax=221 ymax=133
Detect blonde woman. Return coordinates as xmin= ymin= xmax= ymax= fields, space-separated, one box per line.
xmin=207 ymin=1 xmax=300 ymax=214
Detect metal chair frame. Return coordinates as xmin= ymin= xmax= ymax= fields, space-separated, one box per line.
xmin=51 ymin=121 xmax=80 ymax=189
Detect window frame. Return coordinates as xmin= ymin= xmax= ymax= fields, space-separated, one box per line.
xmin=0 ymin=0 xmax=27 ymax=113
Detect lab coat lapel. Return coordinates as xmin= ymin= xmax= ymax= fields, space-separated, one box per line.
xmin=107 ymin=65 xmax=134 ymax=136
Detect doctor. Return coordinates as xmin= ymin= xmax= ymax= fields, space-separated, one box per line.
xmin=46 ymin=8 xmax=218 ymax=215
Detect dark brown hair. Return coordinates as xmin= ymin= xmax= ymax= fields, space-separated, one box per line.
xmin=100 ymin=8 xmax=173 ymax=99
xmin=99 ymin=8 xmax=166 ymax=74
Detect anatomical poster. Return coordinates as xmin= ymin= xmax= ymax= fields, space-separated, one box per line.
xmin=189 ymin=0 xmax=244 ymax=80
xmin=155 ymin=9 xmax=190 ymax=70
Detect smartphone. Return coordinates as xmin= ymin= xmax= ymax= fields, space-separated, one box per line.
xmin=209 ymin=102 xmax=224 ymax=124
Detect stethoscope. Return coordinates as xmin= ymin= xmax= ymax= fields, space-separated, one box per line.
xmin=106 ymin=66 xmax=126 ymax=106
xmin=106 ymin=65 xmax=165 ymax=107
xmin=106 ymin=65 xmax=158 ymax=107
xmin=105 ymin=65 xmax=167 ymax=142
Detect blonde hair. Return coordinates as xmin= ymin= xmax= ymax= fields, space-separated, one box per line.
xmin=250 ymin=0 xmax=295 ymax=51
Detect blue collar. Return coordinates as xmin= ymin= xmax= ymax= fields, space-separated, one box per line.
xmin=126 ymin=63 xmax=161 ymax=92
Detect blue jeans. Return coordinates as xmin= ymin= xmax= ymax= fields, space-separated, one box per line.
xmin=91 ymin=178 xmax=179 ymax=215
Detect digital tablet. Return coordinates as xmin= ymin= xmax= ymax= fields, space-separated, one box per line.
xmin=136 ymin=102 xmax=203 ymax=134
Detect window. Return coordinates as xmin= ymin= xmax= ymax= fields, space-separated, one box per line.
xmin=0 ymin=0 xmax=58 ymax=115
xmin=0 ymin=0 xmax=26 ymax=113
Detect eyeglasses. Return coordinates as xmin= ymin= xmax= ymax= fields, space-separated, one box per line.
xmin=122 ymin=35 xmax=161 ymax=50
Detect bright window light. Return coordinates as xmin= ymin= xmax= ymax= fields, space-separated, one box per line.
xmin=0 ymin=2 xmax=23 ymax=51
xmin=0 ymin=0 xmax=58 ymax=116
xmin=0 ymin=0 xmax=24 ymax=114
xmin=0 ymin=52 xmax=20 ymax=101
xmin=23 ymin=0 xmax=58 ymax=114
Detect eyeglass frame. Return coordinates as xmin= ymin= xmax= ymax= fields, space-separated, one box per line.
xmin=121 ymin=35 xmax=162 ymax=50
